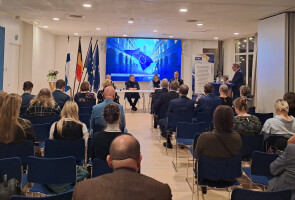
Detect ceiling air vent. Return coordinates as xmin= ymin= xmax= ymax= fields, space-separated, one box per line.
xmin=66 ymin=14 xmax=84 ymax=19
xmin=186 ymin=19 xmax=198 ymax=23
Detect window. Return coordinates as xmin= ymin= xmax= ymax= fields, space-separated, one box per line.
xmin=235 ymin=36 xmax=255 ymax=89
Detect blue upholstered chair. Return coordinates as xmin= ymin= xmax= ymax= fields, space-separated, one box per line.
xmin=231 ymin=188 xmax=292 ymax=200
xmin=10 ymin=191 xmax=73 ymax=200
xmin=92 ymin=158 xmax=113 ymax=178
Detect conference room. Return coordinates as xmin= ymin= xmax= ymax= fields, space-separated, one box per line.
xmin=1 ymin=0 xmax=295 ymax=200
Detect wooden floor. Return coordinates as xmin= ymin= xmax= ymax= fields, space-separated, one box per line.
xmin=124 ymin=105 xmax=259 ymax=200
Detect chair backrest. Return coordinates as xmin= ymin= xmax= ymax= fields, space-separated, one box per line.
xmin=248 ymin=106 xmax=256 ymax=114
xmin=44 ymin=139 xmax=85 ymax=162
xmin=77 ymin=102 xmax=95 ymax=108
xmin=29 ymin=115 xmax=60 ymax=126
xmin=79 ymin=114 xmax=90 ymax=129
xmin=192 ymin=133 xmax=202 ymax=155
xmin=92 ymin=158 xmax=113 ymax=178
xmin=92 ymin=117 xmax=105 ymax=133
xmin=252 ymin=113 xmax=273 ymax=126
xmin=264 ymin=135 xmax=289 ymax=151
xmin=240 ymin=135 xmax=264 ymax=159
xmin=0 ymin=140 xmax=34 ymax=165
xmin=20 ymin=107 xmax=27 ymax=115
xmin=27 ymin=156 xmax=76 ymax=184
xmin=10 ymin=191 xmax=73 ymax=200
xmin=198 ymin=154 xmax=242 ymax=180
xmin=231 ymin=188 xmax=292 ymax=200
xmin=78 ymin=107 xmax=93 ymax=115
xmin=196 ymin=110 xmax=213 ymax=128
xmin=176 ymin=122 xmax=207 ymax=140
xmin=251 ymin=151 xmax=280 ymax=177
xmin=166 ymin=112 xmax=192 ymax=131
xmin=32 ymin=123 xmax=51 ymax=142
xmin=87 ymin=137 xmax=92 ymax=162
xmin=0 ymin=157 xmax=22 ymax=183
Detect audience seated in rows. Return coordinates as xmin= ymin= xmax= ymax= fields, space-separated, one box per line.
xmin=240 ymin=85 xmax=254 ymax=109
xmin=91 ymin=103 xmax=127 ymax=160
xmin=195 ymin=83 xmax=222 ymax=114
xmin=21 ymin=81 xmax=35 ymax=111
xmin=153 ymin=80 xmax=179 ymax=120
xmin=0 ymin=93 xmax=35 ymax=144
xmin=74 ymin=81 xmax=96 ymax=104
xmin=52 ymin=79 xmax=71 ymax=109
xmin=149 ymin=74 xmax=161 ymax=90
xmin=269 ymin=143 xmax=295 ymax=200
xmin=97 ymin=79 xmax=120 ymax=104
xmin=233 ymin=97 xmax=261 ymax=136
xmin=49 ymin=101 xmax=89 ymax=145
xmin=170 ymin=71 xmax=183 ymax=86
xmin=283 ymin=92 xmax=295 ymax=118
xmin=91 ymin=86 xmax=126 ymax=132
xmin=73 ymin=135 xmax=172 ymax=200
xmin=27 ymin=88 xmax=61 ymax=116
xmin=261 ymin=99 xmax=295 ymax=150
xmin=219 ymin=84 xmax=232 ymax=107
xmin=162 ymin=84 xmax=194 ymax=148
xmin=194 ymin=105 xmax=242 ymax=194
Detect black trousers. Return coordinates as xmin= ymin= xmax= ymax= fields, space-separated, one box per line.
xmin=127 ymin=97 xmax=139 ymax=107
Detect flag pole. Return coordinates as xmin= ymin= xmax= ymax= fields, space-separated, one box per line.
xmin=67 ymin=35 xmax=73 ymax=99
xmin=72 ymin=36 xmax=81 ymax=98
xmin=82 ymin=39 xmax=98 ymax=83
xmin=76 ymin=37 xmax=93 ymax=94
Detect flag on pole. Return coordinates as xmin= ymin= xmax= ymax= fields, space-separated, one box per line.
xmin=93 ymin=45 xmax=100 ymax=92
xmin=65 ymin=53 xmax=71 ymax=92
xmin=76 ymin=38 xmax=83 ymax=82
xmin=87 ymin=42 xmax=94 ymax=87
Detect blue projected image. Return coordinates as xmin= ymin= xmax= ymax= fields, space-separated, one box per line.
xmin=106 ymin=38 xmax=182 ymax=81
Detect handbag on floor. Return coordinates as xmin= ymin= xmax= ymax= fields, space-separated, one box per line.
xmin=0 ymin=174 xmax=22 ymax=200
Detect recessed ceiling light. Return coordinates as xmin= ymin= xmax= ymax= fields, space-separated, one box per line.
xmin=169 ymin=36 xmax=174 ymax=38
xmin=179 ymin=8 xmax=188 ymax=13
xmin=96 ymin=28 xmax=101 ymax=30
xmin=234 ymin=32 xmax=239 ymax=35
xmin=33 ymin=21 xmax=39 ymax=24
xmin=43 ymin=26 xmax=48 ymax=28
xmin=83 ymin=4 xmax=92 ymax=8
xmin=214 ymin=37 xmax=219 ymax=40
xmin=197 ymin=23 xmax=203 ymax=26
xmin=153 ymin=30 xmax=158 ymax=33
xmin=128 ymin=18 xmax=134 ymax=24
xmin=74 ymin=33 xmax=78 ymax=35
xmin=52 ymin=18 xmax=60 ymax=21
xmin=123 ymin=34 xmax=127 ymax=37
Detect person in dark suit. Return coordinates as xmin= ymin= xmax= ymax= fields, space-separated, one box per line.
xmin=229 ymin=63 xmax=244 ymax=100
xmin=170 ymin=71 xmax=183 ymax=86
xmin=73 ymin=135 xmax=172 ymax=200
xmin=52 ymin=79 xmax=71 ymax=109
xmin=163 ymin=84 xmax=194 ymax=148
xmin=125 ymin=75 xmax=140 ymax=111
xmin=195 ymin=83 xmax=222 ymax=114
xmin=20 ymin=81 xmax=35 ymax=113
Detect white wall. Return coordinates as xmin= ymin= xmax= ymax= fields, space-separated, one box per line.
xmin=0 ymin=13 xmax=23 ymax=93
xmin=257 ymin=13 xmax=287 ymax=113
xmin=32 ymin=26 xmax=56 ymax=93
xmin=223 ymin=39 xmax=235 ymax=79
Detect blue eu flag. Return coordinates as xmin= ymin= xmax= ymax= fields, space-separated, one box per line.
xmin=124 ymin=48 xmax=153 ymax=70
xmin=93 ymin=46 xmax=100 ymax=93
xmin=87 ymin=43 xmax=94 ymax=87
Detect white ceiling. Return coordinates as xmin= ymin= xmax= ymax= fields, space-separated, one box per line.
xmin=0 ymin=0 xmax=295 ymax=40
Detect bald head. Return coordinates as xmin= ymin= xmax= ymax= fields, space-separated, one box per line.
xmin=107 ymin=135 xmax=142 ymax=171
xmin=104 ymin=86 xmax=115 ymax=100
xmin=161 ymin=79 xmax=169 ymax=89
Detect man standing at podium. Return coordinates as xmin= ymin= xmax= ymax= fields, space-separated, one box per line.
xmin=230 ymin=63 xmax=244 ymax=100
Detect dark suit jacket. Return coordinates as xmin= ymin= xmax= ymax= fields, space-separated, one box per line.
xmin=125 ymin=80 xmax=140 ymax=99
xmin=231 ymin=69 xmax=244 ymax=99
xmin=170 ymin=78 xmax=183 ymax=86
xmin=167 ymin=96 xmax=194 ymax=117
xmin=21 ymin=93 xmax=35 ymax=109
xmin=152 ymin=90 xmax=179 ymax=119
xmin=52 ymin=90 xmax=70 ymax=109
xmin=72 ymin=168 xmax=172 ymax=200
xmin=195 ymin=94 xmax=222 ymax=113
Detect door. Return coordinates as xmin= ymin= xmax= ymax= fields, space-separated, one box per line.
xmin=4 ymin=43 xmax=20 ymax=93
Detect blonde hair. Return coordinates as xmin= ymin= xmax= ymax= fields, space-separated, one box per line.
xmin=102 ymin=79 xmax=112 ymax=89
xmin=161 ymin=79 xmax=169 ymax=88
xmin=275 ymin=99 xmax=289 ymax=113
xmin=0 ymin=94 xmax=24 ymax=144
xmin=30 ymin=88 xmax=55 ymax=108
xmin=56 ymin=101 xmax=82 ymax=135
xmin=219 ymin=84 xmax=228 ymax=94
xmin=0 ymin=91 xmax=8 ymax=113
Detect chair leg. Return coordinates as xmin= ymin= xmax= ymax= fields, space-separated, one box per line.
xmin=172 ymin=141 xmax=178 ymax=172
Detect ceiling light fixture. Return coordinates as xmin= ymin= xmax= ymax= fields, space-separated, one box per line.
xmin=83 ymin=4 xmax=92 ymax=8
xmin=169 ymin=36 xmax=174 ymax=38
xmin=123 ymin=34 xmax=127 ymax=37
xmin=214 ymin=37 xmax=219 ymax=40
xmin=234 ymin=32 xmax=239 ymax=35
xmin=74 ymin=33 xmax=78 ymax=35
xmin=197 ymin=23 xmax=203 ymax=26
xmin=128 ymin=18 xmax=134 ymax=24
xmin=153 ymin=30 xmax=158 ymax=33
xmin=43 ymin=26 xmax=48 ymax=28
xmin=52 ymin=18 xmax=60 ymax=21
xmin=33 ymin=21 xmax=39 ymax=24
xmin=179 ymin=8 xmax=188 ymax=13
xmin=96 ymin=28 xmax=101 ymax=30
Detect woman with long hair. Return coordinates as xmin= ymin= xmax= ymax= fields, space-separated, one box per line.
xmin=49 ymin=101 xmax=88 ymax=144
xmin=27 ymin=88 xmax=60 ymax=116
xmin=0 ymin=91 xmax=7 ymax=112
xmin=0 ymin=93 xmax=35 ymax=144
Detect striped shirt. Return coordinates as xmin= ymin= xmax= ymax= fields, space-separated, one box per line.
xmin=261 ymin=115 xmax=295 ymax=137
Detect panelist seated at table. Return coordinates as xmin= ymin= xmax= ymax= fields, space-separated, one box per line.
xmin=125 ymin=74 xmax=140 ymax=111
